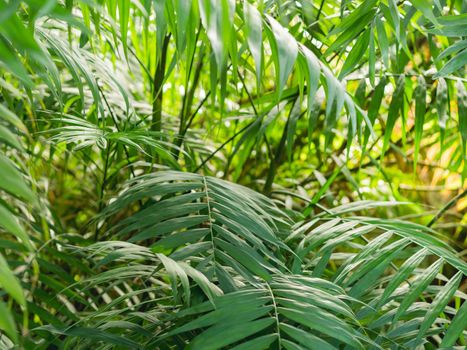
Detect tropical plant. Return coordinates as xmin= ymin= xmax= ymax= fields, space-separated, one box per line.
xmin=0 ymin=0 xmax=466 ymax=349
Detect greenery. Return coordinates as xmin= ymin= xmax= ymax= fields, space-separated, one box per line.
xmin=0 ymin=0 xmax=466 ymax=348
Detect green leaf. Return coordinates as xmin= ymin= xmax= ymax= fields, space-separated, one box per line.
xmin=436 ymin=40 xmax=467 ymax=62
xmin=0 ymin=38 xmax=33 ymax=88
xmin=377 ymin=248 xmax=427 ymax=308
xmin=368 ymin=25 xmax=376 ymax=86
xmin=0 ymin=204 xmax=32 ymax=250
xmin=382 ymin=75 xmax=405 ymax=159
xmin=168 ymin=290 xmax=270 ymax=336
xmin=278 ymin=307 xmax=365 ymax=349
xmin=410 ymin=0 xmax=439 ymax=25
xmin=0 ymin=124 xmax=22 ymax=150
xmin=0 ymin=253 xmax=25 ymax=307
xmin=215 ymin=238 xmax=273 ymax=281
xmin=174 ymin=0 xmax=192 ymax=51
xmin=180 ymin=262 xmax=223 ymax=301
xmin=348 ymin=240 xmax=409 ymax=298
xmin=151 ymin=228 xmax=210 ymax=251
xmin=375 ymin=15 xmax=389 ymax=68
xmin=413 ymin=76 xmax=426 ymax=170
xmin=244 ymin=2 xmax=263 ymax=86
xmin=157 ymin=253 xmax=191 ymax=304
xmin=266 ymin=15 xmax=298 ymax=99
xmin=229 ymin=334 xmax=276 ymax=350
xmin=326 ymin=8 xmax=377 ymax=54
xmin=436 ymin=77 xmax=448 ymax=148
xmin=154 ymin=0 xmax=168 ymax=62
xmin=0 ymin=300 xmax=18 ymax=344
xmin=35 ymin=325 xmax=140 ymax=348
xmin=280 ymin=323 xmax=337 ymax=350
xmin=416 ymin=271 xmax=463 ymax=343
xmin=329 ymin=0 xmax=378 ymax=36
xmin=303 ymin=167 xmax=340 ymax=216
xmin=456 ymin=81 xmax=467 ymax=163
xmin=0 ymin=104 xmax=27 ymax=132
xmin=394 ymin=259 xmax=443 ymax=322
xmin=118 ymin=0 xmax=130 ymax=57
xmin=339 ymin=28 xmax=370 ymax=79
xmin=186 ymin=318 xmax=274 ymax=350
xmin=364 ymin=76 xmax=386 ymax=151
xmin=128 ymin=215 xmax=208 ymax=242
xmin=387 ymin=0 xmax=401 ymax=38
xmin=434 ymin=49 xmax=467 ymax=78
xmin=199 ymin=0 xmax=234 ymax=70
xmin=0 ymin=154 xmax=35 ymax=203
xmin=427 ymin=24 xmax=467 ymax=37
xmin=300 ymin=46 xmax=320 ymax=118
xmin=354 ymin=217 xmax=466 ymax=274
xmin=440 ymin=299 xmax=467 ymax=347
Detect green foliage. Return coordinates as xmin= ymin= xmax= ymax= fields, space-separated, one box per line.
xmin=0 ymin=0 xmax=466 ymax=349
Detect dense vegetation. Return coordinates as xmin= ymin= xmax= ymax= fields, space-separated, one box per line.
xmin=0 ymin=0 xmax=466 ymax=348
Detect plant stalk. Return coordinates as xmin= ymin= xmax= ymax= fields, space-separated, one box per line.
xmin=151 ymin=35 xmax=170 ymax=133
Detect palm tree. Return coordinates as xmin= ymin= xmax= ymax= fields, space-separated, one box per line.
xmin=0 ymin=0 xmax=465 ymax=348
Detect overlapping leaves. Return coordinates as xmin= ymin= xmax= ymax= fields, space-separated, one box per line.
xmin=32 ymin=173 xmax=467 ymax=348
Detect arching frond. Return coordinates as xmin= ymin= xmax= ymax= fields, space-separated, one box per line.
xmin=99 ymin=171 xmax=292 ymax=285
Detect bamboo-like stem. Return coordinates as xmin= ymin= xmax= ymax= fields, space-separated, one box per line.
xmin=151 ymin=35 xmax=170 ymax=133
xmin=94 ymin=141 xmax=112 ymax=241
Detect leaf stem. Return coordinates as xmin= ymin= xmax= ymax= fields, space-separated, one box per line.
xmin=263 ymin=100 xmax=299 ymax=195
xmin=94 ymin=141 xmax=112 ymax=241
xmin=152 ymin=35 xmax=170 ymax=133
xmin=265 ymin=283 xmax=281 ymax=349
xmin=428 ymin=188 xmax=467 ymax=227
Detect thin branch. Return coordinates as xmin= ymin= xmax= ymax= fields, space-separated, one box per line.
xmin=94 ymin=140 xmax=112 ymax=241
xmin=194 ymin=120 xmax=256 ymax=173
xmin=427 ymin=188 xmax=467 ymax=227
